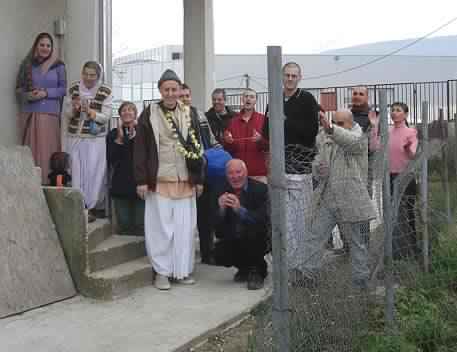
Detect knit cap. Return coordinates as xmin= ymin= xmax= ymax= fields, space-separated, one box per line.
xmin=158 ymin=69 xmax=181 ymax=88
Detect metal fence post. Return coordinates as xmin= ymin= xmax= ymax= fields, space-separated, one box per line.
xmin=439 ymin=109 xmax=452 ymax=226
xmin=380 ymin=90 xmax=395 ymax=328
xmin=267 ymin=46 xmax=290 ymax=352
xmin=421 ymin=101 xmax=430 ymax=272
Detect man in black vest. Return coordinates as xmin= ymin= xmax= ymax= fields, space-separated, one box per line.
xmin=351 ymin=86 xmax=371 ymax=132
xmin=212 ymin=159 xmax=269 ymax=290
xmin=179 ymin=83 xmax=219 ymax=264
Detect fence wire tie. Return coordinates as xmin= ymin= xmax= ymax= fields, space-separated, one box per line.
xmin=269 ymin=181 xmax=290 ymax=191
xmin=272 ymin=307 xmax=293 ymax=313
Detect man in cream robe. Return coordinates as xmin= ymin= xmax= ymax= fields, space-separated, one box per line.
xmin=134 ymin=69 xmax=201 ymax=290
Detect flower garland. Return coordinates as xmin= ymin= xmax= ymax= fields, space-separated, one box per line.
xmin=163 ymin=110 xmax=203 ymax=160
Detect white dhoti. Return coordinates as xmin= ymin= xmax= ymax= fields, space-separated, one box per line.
xmin=66 ymin=136 xmax=107 ymax=209
xmin=285 ymin=173 xmax=313 ymax=272
xmin=144 ymin=193 xmax=196 ymax=279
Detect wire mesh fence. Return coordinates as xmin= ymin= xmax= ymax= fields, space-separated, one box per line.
xmin=247 ymin=93 xmax=457 ymax=351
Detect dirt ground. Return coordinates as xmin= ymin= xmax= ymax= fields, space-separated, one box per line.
xmin=191 ymin=315 xmax=256 ymax=352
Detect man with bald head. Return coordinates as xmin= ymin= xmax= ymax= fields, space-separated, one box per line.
xmin=338 ymin=86 xmax=378 ymax=255
xmin=304 ymin=110 xmax=376 ymax=289
xmin=212 ymin=159 xmax=269 ymax=290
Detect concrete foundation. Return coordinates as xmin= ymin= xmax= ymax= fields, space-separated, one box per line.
xmin=0 ymin=146 xmax=75 ymax=318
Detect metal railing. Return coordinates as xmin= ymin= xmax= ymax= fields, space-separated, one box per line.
xmin=223 ymin=80 xmax=457 ymax=124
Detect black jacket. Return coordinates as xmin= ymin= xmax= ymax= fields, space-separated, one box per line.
xmin=107 ymin=128 xmax=139 ymax=199
xmin=213 ymin=178 xmax=269 ymax=242
xmin=264 ymin=88 xmax=319 ymax=174
xmin=205 ymin=106 xmax=236 ymax=144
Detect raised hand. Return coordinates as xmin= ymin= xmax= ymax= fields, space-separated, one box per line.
xmin=319 ymin=111 xmax=331 ymax=131
xmin=136 ymin=185 xmax=149 ymax=200
xmin=368 ymin=110 xmax=378 ymax=127
xmin=252 ymin=129 xmax=262 ymax=142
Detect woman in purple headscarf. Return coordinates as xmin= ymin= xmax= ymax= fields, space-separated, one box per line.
xmin=16 ymin=32 xmax=67 ymax=184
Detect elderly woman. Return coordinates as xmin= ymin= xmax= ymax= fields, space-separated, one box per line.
xmin=16 ymin=32 xmax=67 ymax=184
xmin=63 ymin=61 xmax=112 ymax=222
xmin=134 ymin=69 xmax=204 ymax=290
xmin=107 ymin=101 xmax=144 ymax=236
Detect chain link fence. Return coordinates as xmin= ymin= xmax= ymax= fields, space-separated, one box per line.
xmin=247 ymin=87 xmax=457 ymax=351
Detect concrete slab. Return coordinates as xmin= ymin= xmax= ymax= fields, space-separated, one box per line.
xmin=0 ymin=264 xmax=270 ymax=352
xmin=0 ymin=146 xmax=76 ymax=318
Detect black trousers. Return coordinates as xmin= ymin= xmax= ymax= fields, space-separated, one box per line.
xmin=197 ymin=184 xmax=214 ymax=262
xmin=391 ymin=174 xmax=419 ymax=260
xmin=213 ymin=234 xmax=268 ymax=278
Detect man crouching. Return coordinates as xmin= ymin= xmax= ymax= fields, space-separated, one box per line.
xmin=212 ymin=159 xmax=270 ymax=290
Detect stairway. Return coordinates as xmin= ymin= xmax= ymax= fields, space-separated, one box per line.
xmin=80 ymin=220 xmax=152 ymax=299
xmin=44 ymin=187 xmax=153 ymax=300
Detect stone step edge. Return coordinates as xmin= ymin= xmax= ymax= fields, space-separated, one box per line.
xmin=87 ymin=219 xmax=112 ymax=250
xmin=81 ymin=257 xmax=152 ymax=300
xmin=87 ymin=237 xmax=147 ymax=273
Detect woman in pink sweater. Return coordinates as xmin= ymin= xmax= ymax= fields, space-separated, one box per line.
xmin=369 ymin=102 xmax=419 ymax=259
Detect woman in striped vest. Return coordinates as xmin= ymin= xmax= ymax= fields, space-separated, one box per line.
xmin=63 ymin=61 xmax=112 ymax=222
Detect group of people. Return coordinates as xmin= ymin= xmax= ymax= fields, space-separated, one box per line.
xmin=16 ymin=32 xmax=420 ymax=294
xmin=17 ymin=32 xmax=113 ymax=223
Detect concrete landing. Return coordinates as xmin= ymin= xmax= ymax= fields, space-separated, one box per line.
xmin=0 ymin=264 xmax=270 ymax=352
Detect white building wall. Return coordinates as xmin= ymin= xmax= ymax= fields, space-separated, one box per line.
xmin=0 ymin=0 xmax=65 ymax=146
xmin=215 ymin=54 xmax=457 ymax=90
xmin=113 ymin=49 xmax=457 ymax=112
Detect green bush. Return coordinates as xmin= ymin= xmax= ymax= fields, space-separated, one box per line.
xmin=361 ymin=334 xmax=417 ymax=352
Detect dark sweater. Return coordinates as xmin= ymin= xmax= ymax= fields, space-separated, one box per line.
xmin=264 ymin=88 xmax=319 ymax=174
xmin=107 ymin=128 xmax=138 ymax=198
xmin=213 ymin=178 xmax=269 ymax=241
xmin=205 ymin=107 xmax=236 ymax=144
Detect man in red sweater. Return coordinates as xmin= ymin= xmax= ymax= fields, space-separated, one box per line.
xmin=223 ymin=88 xmax=268 ymax=183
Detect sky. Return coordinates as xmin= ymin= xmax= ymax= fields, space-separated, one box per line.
xmin=113 ymin=0 xmax=457 ymax=58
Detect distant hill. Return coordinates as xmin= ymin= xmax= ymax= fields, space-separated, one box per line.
xmin=321 ymin=35 xmax=457 ymax=56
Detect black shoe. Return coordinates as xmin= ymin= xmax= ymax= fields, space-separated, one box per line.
xmin=201 ymin=256 xmax=216 ymax=265
xmin=234 ymin=270 xmax=248 ymax=283
xmin=94 ymin=209 xmax=107 ymax=219
xmin=247 ymin=270 xmax=264 ymax=290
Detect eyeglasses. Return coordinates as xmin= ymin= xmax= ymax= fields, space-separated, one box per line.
xmin=332 ymin=120 xmax=345 ymax=127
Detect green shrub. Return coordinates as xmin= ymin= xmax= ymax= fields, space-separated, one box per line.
xmin=359 ymin=334 xmax=417 ymax=352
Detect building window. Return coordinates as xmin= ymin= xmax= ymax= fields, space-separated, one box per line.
xmin=172 ymin=52 xmax=182 ymax=60
xmin=122 ymin=84 xmax=132 ymax=100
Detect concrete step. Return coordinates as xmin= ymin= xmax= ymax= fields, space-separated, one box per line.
xmin=88 ymin=235 xmax=146 ymax=272
xmin=87 ymin=219 xmax=112 ymax=250
xmin=83 ymin=257 xmax=152 ymax=299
